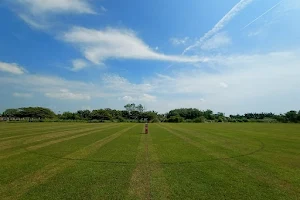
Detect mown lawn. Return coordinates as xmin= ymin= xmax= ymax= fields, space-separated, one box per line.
xmin=0 ymin=122 xmax=299 ymax=199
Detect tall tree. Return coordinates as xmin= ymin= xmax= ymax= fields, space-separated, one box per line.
xmin=136 ymin=104 xmax=144 ymax=113
xmin=124 ymin=103 xmax=136 ymax=114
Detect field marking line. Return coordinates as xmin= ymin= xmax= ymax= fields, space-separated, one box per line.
xmin=148 ymin=125 xmax=170 ymax=200
xmin=0 ymin=124 xmax=117 ymax=151
xmin=0 ymin=124 xmax=137 ymax=200
xmin=128 ymin=127 xmax=151 ymax=200
xmin=0 ymin=124 xmax=122 ymax=160
xmin=128 ymin=125 xmax=170 ymax=200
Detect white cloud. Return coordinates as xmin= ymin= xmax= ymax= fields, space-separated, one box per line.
xmin=100 ymin=6 xmax=107 ymax=13
xmin=140 ymin=94 xmax=157 ymax=102
xmin=13 ymin=92 xmax=33 ymax=98
xmin=145 ymin=51 xmax=300 ymax=113
xmin=170 ymin=37 xmax=189 ymax=46
xmin=103 ymin=74 xmax=152 ymax=95
xmin=16 ymin=0 xmax=96 ymax=15
xmin=282 ymin=0 xmax=300 ymax=11
xmin=183 ymin=0 xmax=253 ymax=54
xmin=45 ymin=89 xmax=91 ymax=100
xmin=11 ymin=0 xmax=98 ymax=29
xmin=2 ymin=51 xmax=300 ymax=114
xmin=120 ymin=94 xmax=156 ymax=102
xmin=70 ymin=59 xmax=89 ymax=71
xmin=201 ymin=32 xmax=231 ymax=50
xmin=0 ymin=74 xmax=95 ymax=100
xmin=219 ymin=82 xmax=228 ymax=88
xmin=81 ymin=105 xmax=91 ymax=111
xmin=121 ymin=96 xmax=134 ymax=102
xmin=0 ymin=62 xmax=26 ymax=75
xmin=19 ymin=14 xmax=48 ymax=30
xmin=248 ymin=30 xmax=262 ymax=37
xmin=62 ymin=27 xmax=209 ymax=64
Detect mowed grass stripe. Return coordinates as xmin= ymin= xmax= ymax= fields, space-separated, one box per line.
xmin=0 ymin=123 xmax=97 ymax=141
xmin=0 ymin=125 xmax=127 ymax=185
xmin=22 ymin=123 xmax=118 ymax=145
xmin=127 ymin=125 xmax=170 ymax=200
xmin=0 ymin=124 xmax=137 ymax=200
xmin=152 ymin=125 xmax=289 ymax=199
xmin=168 ymin=123 xmax=300 ymax=191
xmin=157 ymin=124 xmax=299 ymax=199
xmin=0 ymin=124 xmax=121 ymax=160
xmin=157 ymin=123 xmax=219 ymax=161
xmin=84 ymin=125 xmax=142 ymax=164
xmin=22 ymin=125 xmax=143 ymax=199
xmin=128 ymin=129 xmax=151 ymax=200
xmin=0 ymin=124 xmax=116 ymax=151
xmin=1 ymin=123 xmax=299 ymax=199
xmin=164 ymin=123 xmax=262 ymax=159
xmin=0 ymin=123 xmax=85 ymax=138
xmin=0 ymin=123 xmax=117 ymax=153
xmin=148 ymin=128 xmax=170 ymax=200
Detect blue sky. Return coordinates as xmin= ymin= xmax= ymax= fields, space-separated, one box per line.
xmin=1 ymin=0 xmax=300 ymax=115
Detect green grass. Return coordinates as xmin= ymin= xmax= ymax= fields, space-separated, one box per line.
xmin=0 ymin=122 xmax=299 ymax=199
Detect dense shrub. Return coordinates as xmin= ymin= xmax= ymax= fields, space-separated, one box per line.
xmin=193 ymin=116 xmax=206 ymax=123
xmin=168 ymin=115 xmax=184 ymax=123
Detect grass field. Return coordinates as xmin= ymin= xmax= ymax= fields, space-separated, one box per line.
xmin=0 ymin=122 xmax=299 ymax=200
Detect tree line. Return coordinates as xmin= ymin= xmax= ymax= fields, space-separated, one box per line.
xmin=1 ymin=104 xmax=300 ymax=123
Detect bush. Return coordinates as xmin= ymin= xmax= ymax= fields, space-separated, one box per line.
xmin=88 ymin=119 xmax=104 ymax=123
xmin=242 ymin=118 xmax=249 ymax=122
xmin=116 ymin=116 xmax=126 ymax=122
xmin=168 ymin=115 xmax=184 ymax=123
xmin=151 ymin=118 xmax=160 ymax=123
xmin=193 ymin=116 xmax=205 ymax=123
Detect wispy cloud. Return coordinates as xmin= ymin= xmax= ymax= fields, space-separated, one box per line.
xmin=10 ymin=0 xmax=98 ymax=29
xmin=16 ymin=0 xmax=96 ymax=15
xmin=170 ymin=37 xmax=189 ymax=46
xmin=248 ymin=30 xmax=263 ymax=37
xmin=13 ymin=92 xmax=33 ymax=98
xmin=146 ymin=51 xmax=300 ymax=113
xmin=70 ymin=59 xmax=90 ymax=71
xmin=102 ymin=74 xmax=153 ymax=95
xmin=0 ymin=73 xmax=94 ymax=101
xmin=1 ymin=50 xmax=300 ymax=113
xmin=18 ymin=14 xmax=48 ymax=30
xmin=183 ymin=0 xmax=253 ymax=54
xmin=242 ymin=0 xmax=283 ymax=30
xmin=45 ymin=89 xmax=91 ymax=100
xmin=62 ymin=27 xmax=209 ymax=64
xmin=201 ymin=32 xmax=231 ymax=50
xmin=0 ymin=61 xmax=26 ymax=75
xmin=219 ymin=82 xmax=229 ymax=88
xmin=120 ymin=94 xmax=156 ymax=102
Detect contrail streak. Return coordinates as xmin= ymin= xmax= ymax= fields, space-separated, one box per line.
xmin=182 ymin=0 xmax=254 ymax=55
xmin=242 ymin=0 xmax=284 ymax=30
